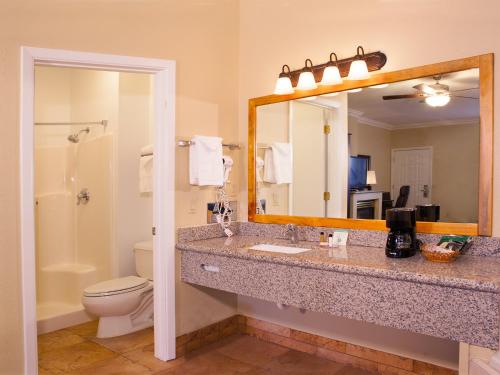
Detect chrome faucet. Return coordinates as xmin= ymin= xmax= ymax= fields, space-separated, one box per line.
xmin=286 ymin=224 xmax=299 ymax=244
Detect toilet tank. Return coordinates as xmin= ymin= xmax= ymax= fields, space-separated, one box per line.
xmin=134 ymin=241 xmax=153 ymax=280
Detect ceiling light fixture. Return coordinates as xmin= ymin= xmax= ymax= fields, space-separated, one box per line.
xmin=320 ymin=52 xmax=343 ymax=86
xmin=273 ymin=64 xmax=295 ymax=95
xmin=347 ymin=46 xmax=370 ymax=80
xmin=296 ymin=59 xmax=318 ymax=90
xmin=425 ymin=93 xmax=450 ymax=107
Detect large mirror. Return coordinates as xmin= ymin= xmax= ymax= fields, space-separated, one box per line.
xmin=249 ymin=55 xmax=493 ymax=235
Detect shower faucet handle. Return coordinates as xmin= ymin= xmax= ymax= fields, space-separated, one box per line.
xmin=77 ymin=188 xmax=90 ymax=205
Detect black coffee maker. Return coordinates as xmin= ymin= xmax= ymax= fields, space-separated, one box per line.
xmin=385 ymin=208 xmax=418 ymax=258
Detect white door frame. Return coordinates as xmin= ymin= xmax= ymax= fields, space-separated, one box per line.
xmin=391 ymin=146 xmax=433 ymax=203
xmin=20 ymin=47 xmax=176 ymax=374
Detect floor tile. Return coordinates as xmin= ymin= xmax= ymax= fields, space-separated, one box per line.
xmin=215 ymin=335 xmax=289 ymax=367
xmin=65 ymin=355 xmax=153 ymax=375
xmin=261 ymin=350 xmax=345 ymax=375
xmin=91 ymin=327 xmax=154 ymax=353
xmin=123 ymin=343 xmax=186 ymax=372
xmin=37 ymin=329 xmax=86 ymax=354
xmin=65 ymin=320 xmax=99 ymax=339
xmin=155 ymin=350 xmax=258 ymax=375
xmin=38 ymin=340 xmax=118 ymax=374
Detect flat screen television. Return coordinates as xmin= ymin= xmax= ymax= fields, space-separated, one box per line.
xmin=349 ymin=155 xmax=369 ymax=190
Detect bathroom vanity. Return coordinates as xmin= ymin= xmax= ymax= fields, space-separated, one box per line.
xmin=177 ymin=222 xmax=500 ymax=351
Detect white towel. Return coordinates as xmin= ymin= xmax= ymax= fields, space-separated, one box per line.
xmin=263 ymin=142 xmax=292 ymax=184
xmin=139 ymin=144 xmax=153 ymax=193
xmin=256 ymin=156 xmax=264 ymax=182
xmin=189 ymin=136 xmax=224 ymax=186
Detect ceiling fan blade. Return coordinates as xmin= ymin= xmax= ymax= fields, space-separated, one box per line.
xmin=450 ymin=88 xmax=479 ymax=93
xmin=451 ymin=95 xmax=479 ymax=99
xmin=383 ymin=94 xmax=422 ymax=100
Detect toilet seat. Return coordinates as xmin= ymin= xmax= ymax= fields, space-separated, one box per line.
xmin=84 ymin=276 xmax=149 ymax=297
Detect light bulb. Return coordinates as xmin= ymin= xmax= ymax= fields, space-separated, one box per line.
xmin=296 ymin=59 xmax=317 ymax=90
xmin=274 ymin=76 xmax=294 ymax=95
xmin=347 ymin=46 xmax=370 ymax=80
xmin=369 ymin=83 xmax=389 ymax=89
xmin=321 ymin=52 xmax=343 ymax=86
xmin=425 ymin=94 xmax=450 ymax=107
xmin=273 ymin=64 xmax=295 ymax=95
xmin=347 ymin=60 xmax=369 ymax=80
xmin=297 ymin=71 xmax=317 ymax=90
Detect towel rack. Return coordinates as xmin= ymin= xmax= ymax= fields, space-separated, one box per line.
xmin=177 ymin=139 xmax=241 ymax=150
xmin=35 ymin=120 xmax=108 ymax=127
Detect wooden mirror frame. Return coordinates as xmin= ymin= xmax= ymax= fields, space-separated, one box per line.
xmin=248 ymin=54 xmax=494 ymax=236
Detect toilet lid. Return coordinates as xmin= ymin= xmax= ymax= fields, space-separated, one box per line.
xmin=84 ymin=276 xmax=149 ymax=297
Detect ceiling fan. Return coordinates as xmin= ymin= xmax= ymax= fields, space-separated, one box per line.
xmin=382 ymin=75 xmax=478 ymax=107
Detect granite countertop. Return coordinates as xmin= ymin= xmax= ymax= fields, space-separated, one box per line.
xmin=177 ymin=235 xmax=500 ymax=293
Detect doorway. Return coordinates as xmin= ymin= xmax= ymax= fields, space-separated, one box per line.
xmin=20 ymin=47 xmax=176 ymax=374
xmin=391 ymin=147 xmax=433 ymax=208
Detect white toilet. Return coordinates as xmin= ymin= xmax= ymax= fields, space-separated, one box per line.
xmin=82 ymin=241 xmax=154 ymax=338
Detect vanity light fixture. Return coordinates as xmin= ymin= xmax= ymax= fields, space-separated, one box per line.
xmin=272 ymin=47 xmax=386 ymax=95
xmin=347 ymin=46 xmax=370 ymax=80
xmin=296 ymin=59 xmax=318 ymax=90
xmin=273 ymin=65 xmax=295 ymax=95
xmin=320 ymin=53 xmax=343 ymax=86
xmin=425 ymin=93 xmax=451 ymax=107
xmin=300 ymin=96 xmax=318 ymax=101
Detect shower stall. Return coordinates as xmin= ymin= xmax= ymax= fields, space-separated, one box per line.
xmin=35 ymin=119 xmax=113 ymax=334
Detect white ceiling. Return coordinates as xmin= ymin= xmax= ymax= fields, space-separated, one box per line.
xmin=317 ymin=68 xmax=480 ymax=129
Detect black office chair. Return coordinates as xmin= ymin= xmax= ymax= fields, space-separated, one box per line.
xmin=394 ymin=185 xmax=410 ymax=208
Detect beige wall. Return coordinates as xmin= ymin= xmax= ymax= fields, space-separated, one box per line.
xmin=0 ymin=1 xmax=239 ymax=372
xmin=349 ymin=118 xmax=392 ymax=193
xmin=391 ymin=124 xmax=480 ymax=223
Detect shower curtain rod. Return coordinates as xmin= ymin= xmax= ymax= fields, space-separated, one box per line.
xmin=34 ymin=120 xmax=108 ymax=126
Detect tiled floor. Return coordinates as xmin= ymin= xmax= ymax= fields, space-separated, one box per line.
xmin=38 ymin=321 xmax=375 ymax=374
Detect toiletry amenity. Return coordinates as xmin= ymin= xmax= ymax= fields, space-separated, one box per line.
xmin=385 ymin=208 xmax=418 ymax=258
xmin=139 ymin=144 xmax=153 ymax=193
xmin=319 ymin=231 xmax=327 ymax=246
xmin=332 ymin=230 xmax=349 ymax=246
xmin=263 ymin=142 xmax=293 ymax=184
xmin=189 ymin=135 xmax=224 ymax=186
xmin=328 ymin=233 xmax=334 ymax=247
xmin=437 ymin=235 xmax=472 ymax=252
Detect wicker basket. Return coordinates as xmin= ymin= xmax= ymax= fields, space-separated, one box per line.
xmin=420 ymin=243 xmax=460 ymax=263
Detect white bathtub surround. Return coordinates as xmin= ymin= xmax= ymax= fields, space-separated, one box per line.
xmin=34 ymin=133 xmax=113 ymax=334
xmin=189 ymin=135 xmax=224 ymax=186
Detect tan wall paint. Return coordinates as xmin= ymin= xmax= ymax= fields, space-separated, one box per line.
xmin=237 ymin=0 xmax=500 ymax=368
xmin=391 ymin=124 xmax=480 ymax=223
xmin=0 ymin=1 xmax=239 ymax=372
xmin=349 ymin=118 xmax=392 ymax=192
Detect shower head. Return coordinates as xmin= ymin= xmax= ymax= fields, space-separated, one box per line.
xmin=67 ymin=127 xmax=90 ymax=143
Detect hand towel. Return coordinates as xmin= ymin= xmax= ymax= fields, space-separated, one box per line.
xmin=256 ymin=156 xmax=264 ymax=182
xmin=189 ymin=135 xmax=224 ymax=186
xmin=139 ymin=144 xmax=153 ymax=193
xmin=263 ymin=142 xmax=292 ymax=184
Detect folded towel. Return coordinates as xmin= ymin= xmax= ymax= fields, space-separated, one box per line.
xmin=139 ymin=144 xmax=153 ymax=193
xmin=189 ymin=136 xmax=224 ymax=186
xmin=263 ymin=142 xmax=292 ymax=184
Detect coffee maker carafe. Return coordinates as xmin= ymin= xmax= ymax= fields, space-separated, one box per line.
xmin=385 ymin=208 xmax=418 ymax=258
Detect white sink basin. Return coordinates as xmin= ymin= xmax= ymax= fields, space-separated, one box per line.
xmin=250 ymin=243 xmax=310 ymax=254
